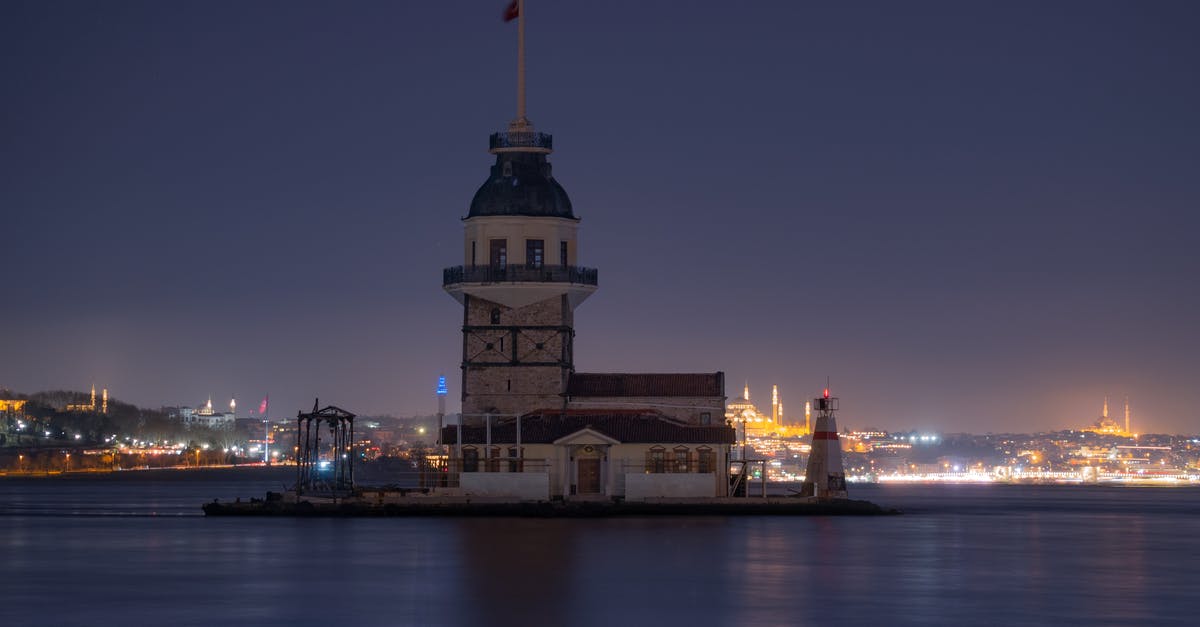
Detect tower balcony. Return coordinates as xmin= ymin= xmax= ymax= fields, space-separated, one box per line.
xmin=489 ymin=131 xmax=553 ymax=154
xmin=443 ymin=264 xmax=597 ymax=309
xmin=444 ymin=265 xmax=596 ymax=286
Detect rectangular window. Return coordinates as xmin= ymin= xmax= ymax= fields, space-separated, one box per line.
xmin=462 ymin=448 xmax=479 ymax=473
xmin=560 ymin=241 xmax=568 ymax=266
xmin=699 ymin=412 xmax=711 ymax=425
xmin=508 ymin=447 xmax=523 ymax=473
xmin=490 ymin=239 xmax=507 ymax=270
xmin=526 ymin=239 xmax=544 ymax=269
xmin=674 ymin=449 xmax=690 ymax=473
xmin=698 ymin=448 xmax=715 ymax=473
xmin=471 ymin=240 xmax=476 ymax=267
xmin=646 ymin=448 xmax=666 ymax=474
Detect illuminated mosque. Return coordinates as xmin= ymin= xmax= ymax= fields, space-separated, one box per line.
xmin=725 ymin=383 xmax=810 ymax=438
xmin=179 ymin=396 xmax=238 ymax=429
xmin=1083 ymin=395 xmax=1134 ymax=437
xmin=65 ymin=384 xmax=108 ymax=414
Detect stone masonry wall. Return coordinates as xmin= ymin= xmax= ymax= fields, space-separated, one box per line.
xmin=462 ymin=294 xmax=573 ymax=419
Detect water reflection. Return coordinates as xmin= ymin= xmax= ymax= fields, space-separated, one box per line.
xmin=453 ymin=518 xmax=576 ymax=625
xmin=2 ymin=480 xmax=1199 ymax=626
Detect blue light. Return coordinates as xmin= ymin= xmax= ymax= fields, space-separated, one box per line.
xmin=436 ymin=376 xmax=448 ymax=396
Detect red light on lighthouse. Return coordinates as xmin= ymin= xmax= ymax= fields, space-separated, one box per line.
xmin=823 ymin=388 xmax=830 ymax=399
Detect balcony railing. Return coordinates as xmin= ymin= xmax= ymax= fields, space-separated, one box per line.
xmin=443 ymin=264 xmax=598 ymax=286
xmin=489 ymin=131 xmax=553 ymax=152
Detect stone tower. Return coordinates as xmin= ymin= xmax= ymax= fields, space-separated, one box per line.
xmin=442 ymin=121 xmax=598 ymax=420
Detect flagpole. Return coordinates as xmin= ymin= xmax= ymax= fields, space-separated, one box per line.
xmin=517 ymin=0 xmax=526 ymax=124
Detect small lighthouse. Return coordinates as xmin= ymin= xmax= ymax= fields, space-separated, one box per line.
xmin=799 ymin=387 xmax=848 ymax=499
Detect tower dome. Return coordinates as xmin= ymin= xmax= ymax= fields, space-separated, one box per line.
xmin=467 ymin=139 xmax=575 ymax=220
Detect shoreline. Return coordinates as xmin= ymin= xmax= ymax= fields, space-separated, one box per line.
xmin=202 ymin=495 xmax=899 ymax=518
xmin=4 ymin=464 xmax=1197 ymax=488
xmin=0 ymin=465 xmax=295 ymax=481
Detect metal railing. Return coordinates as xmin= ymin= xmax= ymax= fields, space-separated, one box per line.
xmin=443 ymin=264 xmax=598 ymax=286
xmin=418 ymin=457 xmax=551 ymax=489
xmin=489 ymin=131 xmax=553 ymax=151
xmin=621 ymin=459 xmax=719 ymax=475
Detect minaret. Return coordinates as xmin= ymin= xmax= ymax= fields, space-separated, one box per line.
xmin=101 ymin=388 xmax=108 ymax=414
xmin=1124 ymin=396 xmax=1131 ymax=435
xmin=804 ymin=400 xmax=812 ymax=435
xmin=743 ymin=382 xmax=750 ymax=401
xmin=230 ymin=397 xmax=237 ymax=417
xmin=771 ymin=385 xmax=779 ymax=425
xmin=1103 ymin=395 xmax=1109 ymax=419
xmin=799 ymin=387 xmax=847 ymax=499
xmin=443 ymin=3 xmax=597 ymax=420
xmin=90 ymin=384 xmax=96 ymax=410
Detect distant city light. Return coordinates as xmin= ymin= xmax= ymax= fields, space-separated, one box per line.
xmin=436 ymin=376 xmax=448 ymax=396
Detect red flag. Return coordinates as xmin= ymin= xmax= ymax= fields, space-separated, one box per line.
xmin=503 ymin=0 xmax=519 ymax=22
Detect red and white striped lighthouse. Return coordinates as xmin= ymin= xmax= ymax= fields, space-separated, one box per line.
xmin=799 ymin=387 xmax=847 ymax=499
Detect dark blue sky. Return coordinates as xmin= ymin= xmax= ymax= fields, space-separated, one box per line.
xmin=3 ymin=1 xmax=1198 ymax=433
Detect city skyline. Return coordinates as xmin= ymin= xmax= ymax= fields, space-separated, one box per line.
xmin=3 ymin=1 xmax=1198 ymax=432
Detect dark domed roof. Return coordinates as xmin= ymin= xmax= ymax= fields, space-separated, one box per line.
xmin=468 ymin=152 xmax=576 ymax=219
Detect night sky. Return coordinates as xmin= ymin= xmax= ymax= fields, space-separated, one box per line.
xmin=3 ymin=1 xmax=1198 ymax=433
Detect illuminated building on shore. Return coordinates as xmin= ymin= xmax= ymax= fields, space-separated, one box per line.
xmin=1083 ymin=395 xmax=1134 ymax=437
xmin=0 ymin=399 xmax=27 ymax=414
xmin=179 ymin=396 xmax=236 ymax=428
xmin=726 ymin=383 xmax=809 ymax=439
xmin=65 ymin=384 xmax=107 ymax=414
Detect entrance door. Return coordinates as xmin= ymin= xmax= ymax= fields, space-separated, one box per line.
xmin=577 ymin=458 xmax=601 ymax=494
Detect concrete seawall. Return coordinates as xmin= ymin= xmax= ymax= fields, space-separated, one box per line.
xmin=202 ymin=495 xmax=898 ymax=517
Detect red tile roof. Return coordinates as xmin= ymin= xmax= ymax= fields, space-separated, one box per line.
xmin=439 ymin=410 xmax=735 ymax=445
xmin=566 ymin=372 xmax=725 ymax=398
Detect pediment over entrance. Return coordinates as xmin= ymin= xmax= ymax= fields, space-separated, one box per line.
xmin=553 ymin=427 xmax=620 ymax=446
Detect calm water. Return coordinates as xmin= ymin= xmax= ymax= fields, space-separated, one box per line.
xmin=2 ymin=470 xmax=1198 ymax=626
